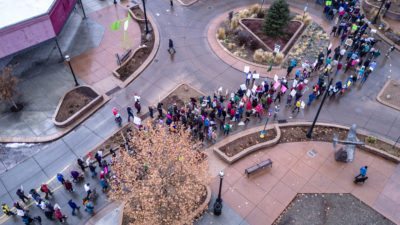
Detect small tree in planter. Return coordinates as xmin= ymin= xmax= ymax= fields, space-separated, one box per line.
xmin=109 ymin=124 xmax=210 ymax=225
xmin=263 ymin=0 xmax=290 ymax=37
xmin=0 ymin=66 xmax=22 ymax=112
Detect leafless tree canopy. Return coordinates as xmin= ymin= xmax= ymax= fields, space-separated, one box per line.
xmin=109 ymin=124 xmax=210 ymax=225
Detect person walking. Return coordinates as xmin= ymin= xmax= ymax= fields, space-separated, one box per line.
xmin=148 ymin=106 xmax=154 ymax=118
xmin=2 ymin=203 xmax=15 ymax=216
xmin=89 ymin=163 xmax=97 ymax=178
xmin=56 ymin=173 xmax=65 ymax=184
xmin=168 ymin=39 xmax=176 ymax=54
xmin=67 ymin=199 xmax=80 ymax=216
xmin=63 ymin=179 xmax=74 ymax=192
xmin=33 ymin=216 xmax=42 ymax=225
xmin=127 ymin=107 xmax=134 ymax=122
xmin=40 ymin=184 xmax=53 ymax=199
xmin=134 ymin=100 xmax=141 ymax=114
xmin=386 ymin=45 xmax=395 ymax=57
xmin=292 ymin=100 xmax=301 ymax=114
xmin=54 ymin=205 xmax=67 ymax=223
xmin=77 ymin=158 xmax=86 ymax=171
xmin=356 ymin=166 xmax=368 ymax=178
xmin=170 ymin=0 xmax=173 ymax=7
xmin=83 ymin=198 xmax=94 ymax=215
xmin=16 ymin=187 xmax=30 ymax=203
xmin=100 ymin=178 xmax=109 ymax=192
xmin=84 ymin=183 xmax=92 ymax=199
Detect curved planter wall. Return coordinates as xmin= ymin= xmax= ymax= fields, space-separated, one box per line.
xmin=53 ymin=85 xmax=103 ymax=128
xmin=213 ymin=122 xmax=400 ymax=164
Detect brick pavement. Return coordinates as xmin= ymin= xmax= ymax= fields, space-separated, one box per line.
xmin=207 ymin=142 xmax=400 ymax=225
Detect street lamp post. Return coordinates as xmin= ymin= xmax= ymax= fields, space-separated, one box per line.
xmin=64 ymin=55 xmax=79 ymax=86
xmin=213 ymin=170 xmax=224 ymax=216
xmin=372 ymin=0 xmax=386 ymax=24
xmin=306 ymin=78 xmax=333 ymax=139
xmin=141 ymin=0 xmax=150 ymax=34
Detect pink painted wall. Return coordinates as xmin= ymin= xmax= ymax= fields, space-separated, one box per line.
xmin=50 ymin=0 xmax=77 ymax=35
xmin=0 ymin=0 xmax=77 ymax=58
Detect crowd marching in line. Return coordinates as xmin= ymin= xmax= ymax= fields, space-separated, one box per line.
xmin=2 ymin=0 xmax=397 ymax=224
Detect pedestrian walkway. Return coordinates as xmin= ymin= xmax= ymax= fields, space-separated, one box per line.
xmin=205 ymin=142 xmax=400 ymax=225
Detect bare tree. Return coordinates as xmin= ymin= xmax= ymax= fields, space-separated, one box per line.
xmin=109 ymin=124 xmax=210 ymax=225
xmin=0 ymin=66 xmax=20 ymax=110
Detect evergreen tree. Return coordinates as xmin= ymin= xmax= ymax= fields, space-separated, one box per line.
xmin=263 ymin=0 xmax=290 ymax=37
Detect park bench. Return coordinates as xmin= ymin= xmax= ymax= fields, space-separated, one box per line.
xmin=245 ymin=159 xmax=273 ymax=177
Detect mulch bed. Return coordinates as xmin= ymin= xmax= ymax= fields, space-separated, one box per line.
xmin=131 ymin=6 xmax=144 ymax=20
xmin=378 ymin=80 xmax=400 ymax=110
xmin=280 ymin=126 xmax=400 ymax=158
xmin=274 ymin=193 xmax=395 ymax=225
xmin=55 ymin=87 xmax=98 ymax=122
xmin=160 ymin=84 xmax=203 ymax=111
xmin=369 ymin=0 xmax=400 ymax=13
xmin=220 ymin=128 xmax=277 ymax=157
xmin=241 ymin=19 xmax=302 ymax=53
xmin=115 ymin=8 xmax=155 ymax=81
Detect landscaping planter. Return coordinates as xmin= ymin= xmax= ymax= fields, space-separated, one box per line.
xmin=213 ymin=125 xmax=281 ymax=164
xmin=363 ymin=0 xmax=400 ymax=21
xmin=53 ymin=85 xmax=103 ymax=127
xmin=126 ymin=4 xmax=145 ymax=22
xmin=239 ymin=18 xmax=304 ymax=55
xmin=212 ymin=122 xmax=400 ymax=164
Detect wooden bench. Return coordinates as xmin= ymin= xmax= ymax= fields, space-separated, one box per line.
xmin=245 ymin=159 xmax=273 ymax=177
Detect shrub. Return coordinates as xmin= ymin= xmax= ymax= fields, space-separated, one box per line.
xmin=263 ymin=0 xmax=290 ymax=37
xmin=217 ymin=27 xmax=226 ymax=40
xmin=230 ymin=17 xmax=239 ymax=30
xmin=366 ymin=136 xmax=377 ymax=144
xmin=253 ymin=49 xmax=265 ymax=63
xmin=238 ymin=9 xmax=251 ymax=19
xmin=227 ymin=42 xmax=236 ymax=50
xmin=248 ymin=38 xmax=260 ymax=51
xmin=257 ymin=9 xmax=266 ymax=18
xmin=237 ymin=30 xmax=250 ymax=46
xmin=250 ymin=4 xmax=261 ymax=14
xmin=263 ymin=51 xmax=274 ymax=62
xmin=274 ymin=52 xmax=285 ymax=64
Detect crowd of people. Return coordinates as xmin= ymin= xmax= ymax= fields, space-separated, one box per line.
xmin=2 ymin=0 xmax=397 ymax=224
xmin=1 ymin=150 xmax=114 ymax=224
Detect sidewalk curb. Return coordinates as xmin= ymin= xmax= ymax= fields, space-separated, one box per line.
xmin=0 ymin=93 xmax=110 ymax=143
xmin=376 ymin=79 xmax=400 ymax=111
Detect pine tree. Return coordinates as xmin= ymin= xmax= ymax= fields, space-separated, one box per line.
xmin=263 ymin=0 xmax=290 ymax=37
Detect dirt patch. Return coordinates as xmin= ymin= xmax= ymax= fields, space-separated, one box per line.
xmin=274 ymin=193 xmax=395 ymax=225
xmin=55 ymin=87 xmax=98 ymax=122
xmin=378 ymin=80 xmax=400 ymax=110
xmin=160 ymin=84 xmax=203 ymax=111
xmin=130 ymin=6 xmax=144 ymax=20
xmin=115 ymin=7 xmax=155 ymax=81
xmin=280 ymin=126 xmax=400 ymax=158
xmin=220 ymin=128 xmax=277 ymax=157
xmin=241 ymin=19 xmax=301 ymax=53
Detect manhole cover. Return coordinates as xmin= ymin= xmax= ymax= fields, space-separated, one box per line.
xmin=208 ymin=6 xmax=213 ymax=10
xmin=307 ymin=149 xmax=317 ymax=158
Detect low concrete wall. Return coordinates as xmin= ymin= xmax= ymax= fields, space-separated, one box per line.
xmin=363 ymin=0 xmax=400 ymax=20
xmin=53 ymin=85 xmax=104 ymax=128
xmin=213 ymin=122 xmax=400 ymax=164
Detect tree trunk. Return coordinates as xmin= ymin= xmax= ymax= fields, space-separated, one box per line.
xmin=9 ymin=98 xmax=18 ymax=109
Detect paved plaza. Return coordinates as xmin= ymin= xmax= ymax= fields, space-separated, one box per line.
xmin=0 ymin=0 xmax=399 ymax=224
